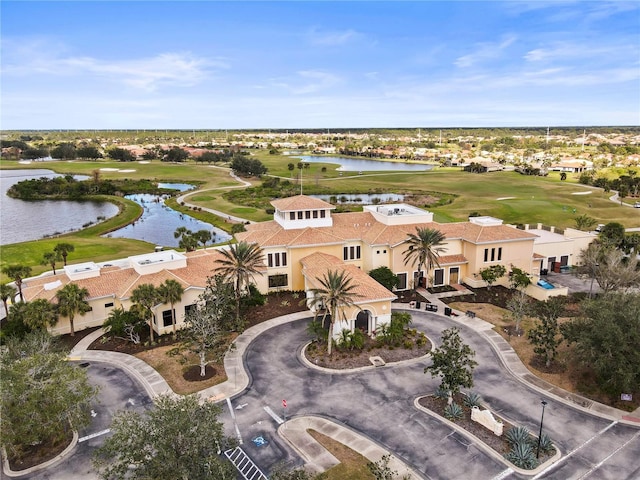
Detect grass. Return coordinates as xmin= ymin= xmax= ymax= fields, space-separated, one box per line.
xmin=307 ymin=430 xmax=375 ymax=480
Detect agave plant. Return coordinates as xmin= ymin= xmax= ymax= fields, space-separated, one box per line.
xmin=463 ymin=391 xmax=482 ymax=408
xmin=505 ymin=441 xmax=539 ymax=470
xmin=444 ymin=402 xmax=464 ymax=421
xmin=505 ymin=426 xmax=532 ymax=447
xmin=537 ymin=432 xmax=555 ymax=454
xmin=434 ymin=386 xmax=449 ymax=401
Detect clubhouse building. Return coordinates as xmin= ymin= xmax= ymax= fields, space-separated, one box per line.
xmin=18 ymin=195 xmax=595 ymax=337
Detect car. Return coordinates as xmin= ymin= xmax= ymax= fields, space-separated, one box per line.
xmin=634 ymin=202 xmax=640 ymax=208
xmin=595 ymin=224 xmax=605 ymax=232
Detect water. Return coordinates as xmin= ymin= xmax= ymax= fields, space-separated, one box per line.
xmin=294 ymin=155 xmax=435 ymax=172
xmin=0 ymin=169 xmax=119 ymax=245
xmin=105 ymin=193 xmax=231 ymax=247
xmin=157 ymin=182 xmax=195 ymax=192
xmin=310 ymin=193 xmax=405 ymax=204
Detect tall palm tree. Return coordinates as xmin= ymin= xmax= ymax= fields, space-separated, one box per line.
xmin=215 ymin=241 xmax=264 ymax=328
xmin=24 ymin=298 xmax=58 ymax=331
xmin=0 ymin=283 xmax=18 ymax=318
xmin=311 ymin=270 xmax=360 ymax=356
xmin=55 ymin=283 xmax=91 ymax=336
xmin=54 ymin=243 xmax=75 ymax=266
xmin=2 ymin=265 xmax=32 ymax=302
xmin=402 ymin=227 xmax=447 ymax=290
xmin=42 ymin=251 xmax=62 ymax=275
xmin=157 ymin=279 xmax=184 ymax=336
xmin=131 ymin=284 xmax=160 ymax=343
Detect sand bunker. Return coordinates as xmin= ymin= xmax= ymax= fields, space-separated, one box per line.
xmin=571 ymin=191 xmax=592 ymax=195
xmin=119 ymin=169 xmax=136 ymax=173
xmin=496 ymin=197 xmax=516 ymax=201
xmin=99 ymin=168 xmax=119 ymax=172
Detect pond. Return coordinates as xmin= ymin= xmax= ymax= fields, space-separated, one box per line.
xmin=105 ymin=193 xmax=231 ymax=248
xmin=310 ymin=193 xmax=405 ymax=204
xmin=294 ymin=155 xmax=435 ymax=172
xmin=0 ymin=169 xmax=119 ymax=245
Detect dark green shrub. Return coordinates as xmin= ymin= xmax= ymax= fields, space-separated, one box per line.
xmin=506 ymin=426 xmax=532 ymax=447
xmin=463 ymin=391 xmax=482 ymax=408
xmin=505 ymin=441 xmax=539 ymax=470
xmin=444 ymin=402 xmax=463 ymax=421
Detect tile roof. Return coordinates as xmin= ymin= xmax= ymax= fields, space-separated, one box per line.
xmin=271 ymin=195 xmax=335 ymax=211
xmin=300 ymin=252 xmax=396 ymax=304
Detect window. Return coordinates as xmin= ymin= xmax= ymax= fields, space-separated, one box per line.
xmin=343 ymin=245 xmax=361 ymax=261
xmin=162 ymin=309 xmax=174 ymax=327
xmin=290 ymin=212 xmax=295 ymax=220
xmin=104 ymin=302 xmax=114 ymax=308
xmin=498 ymin=247 xmax=502 ymax=261
xmin=297 ymin=211 xmax=303 ymax=219
xmin=397 ymin=273 xmax=408 ymax=290
xmin=267 ymin=252 xmax=287 ymax=268
xmin=484 ymin=247 xmax=502 ymax=262
xmin=484 ymin=248 xmax=489 ymax=262
xmin=268 ymin=274 xmax=288 ymax=288
xmin=320 ymin=210 xmax=326 ymax=218
xmin=313 ymin=210 xmax=318 ymax=218
xmin=305 ymin=210 xmax=311 ymax=219
xmin=184 ymin=304 xmax=196 ymax=316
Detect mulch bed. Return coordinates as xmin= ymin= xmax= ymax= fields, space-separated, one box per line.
xmin=7 ymin=429 xmax=74 ymax=472
xmin=305 ymin=331 xmax=431 ymax=369
xmin=418 ymin=392 xmax=555 ymax=467
xmin=182 ymin=364 xmax=218 ymax=382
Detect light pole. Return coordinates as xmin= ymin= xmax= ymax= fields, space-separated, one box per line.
xmin=536 ymin=400 xmax=548 ymax=458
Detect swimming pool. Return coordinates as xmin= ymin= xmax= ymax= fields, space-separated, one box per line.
xmin=537 ymin=279 xmax=555 ymax=290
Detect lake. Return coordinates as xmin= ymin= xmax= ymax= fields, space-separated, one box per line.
xmin=105 ymin=191 xmax=231 ymax=247
xmin=0 ymin=169 xmax=119 ymax=245
xmin=294 ymin=155 xmax=435 ymax=172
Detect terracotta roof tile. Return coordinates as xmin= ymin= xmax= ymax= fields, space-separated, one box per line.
xmin=271 ymin=195 xmax=335 ymax=211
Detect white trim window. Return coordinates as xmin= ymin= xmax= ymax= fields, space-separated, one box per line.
xmin=343 ymin=245 xmax=361 ymax=261
xmin=267 ymin=252 xmax=288 ymax=268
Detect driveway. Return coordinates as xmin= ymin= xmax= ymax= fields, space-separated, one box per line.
xmin=221 ymin=314 xmax=640 ymax=480
xmin=8 ymin=362 xmax=152 ymax=480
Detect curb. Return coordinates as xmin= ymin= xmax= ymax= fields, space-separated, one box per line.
xmin=2 ymin=431 xmax=79 ymax=478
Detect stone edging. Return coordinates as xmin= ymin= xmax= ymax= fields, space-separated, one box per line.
xmin=413 ymin=397 xmax=562 ymax=476
xmin=299 ymin=341 xmax=432 ymax=374
xmin=2 ymin=431 xmax=79 ymax=478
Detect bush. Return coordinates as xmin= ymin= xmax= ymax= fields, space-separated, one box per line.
xmin=434 ymin=387 xmax=449 ymax=400
xmin=463 ymin=391 xmax=482 ymax=408
xmin=537 ymin=433 xmax=554 ymax=454
xmin=505 ymin=426 xmax=531 ymax=447
xmin=444 ymin=402 xmax=463 ymax=421
xmin=505 ymin=441 xmax=539 ymax=470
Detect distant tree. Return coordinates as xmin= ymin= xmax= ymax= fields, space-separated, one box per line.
xmin=51 ymin=143 xmax=77 ymax=160
xmin=131 ymin=284 xmax=160 ymax=344
xmin=141 ymin=149 xmax=159 ymax=161
xmin=1 ymin=331 xmax=97 ymax=462
xmin=230 ymin=155 xmax=267 ymax=177
xmin=93 ymin=395 xmax=235 ymax=480
xmin=164 ymin=147 xmax=189 ymax=162
xmin=76 ymin=146 xmax=103 ymax=160
xmin=599 ymin=222 xmax=626 ymax=249
xmin=505 ymin=290 xmax=530 ymax=335
xmin=559 ymin=172 xmax=567 ymax=181
xmin=174 ymin=227 xmax=197 ymax=252
xmin=193 ymin=229 xmax=213 ymax=248
xmin=368 ymin=266 xmax=399 ymax=291
xmin=21 ymin=147 xmax=49 ymax=159
xmin=479 ymin=264 xmax=506 ymax=290
xmin=2 ymin=265 xmax=32 ymax=302
xmin=425 ymin=327 xmax=478 ymax=405
xmin=287 ymin=163 xmax=295 ymax=177
xmin=574 ymin=214 xmax=597 ymax=231
xmin=54 ymin=242 xmax=75 ymax=266
xmin=55 ymin=283 xmax=91 ymax=336
xmin=199 ymin=151 xmax=220 ymax=164
xmin=107 ymin=147 xmax=136 ymax=162
xmin=157 ymin=279 xmax=184 ymax=337
xmin=578 ymin=243 xmax=640 ymax=294
xmin=561 ymin=293 xmax=640 ymax=397
xmin=41 ymin=251 xmax=62 ymax=275
xmin=527 ymin=297 xmax=565 ymax=368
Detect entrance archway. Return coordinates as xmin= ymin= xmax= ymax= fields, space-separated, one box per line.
xmin=355 ymin=310 xmax=371 ymax=333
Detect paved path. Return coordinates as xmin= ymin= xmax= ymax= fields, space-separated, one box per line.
xmin=65 ymin=303 xmax=639 ymax=480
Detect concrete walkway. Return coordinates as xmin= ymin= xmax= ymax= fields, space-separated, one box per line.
xmin=68 ymin=301 xmax=639 ymax=478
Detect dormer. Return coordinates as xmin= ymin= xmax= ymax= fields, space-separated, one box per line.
xmin=271 ymin=195 xmax=335 ymax=230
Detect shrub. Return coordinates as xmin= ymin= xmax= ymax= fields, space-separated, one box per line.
xmin=307 ymin=320 xmax=328 ymax=344
xmin=434 ymin=387 xmax=449 ymax=401
xmin=537 ymin=433 xmax=554 ymax=454
xmin=506 ymin=426 xmax=532 ymax=447
xmin=505 ymin=441 xmax=539 ymax=470
xmin=403 ymin=339 xmax=413 ymax=349
xmin=444 ymin=402 xmax=463 ymax=421
xmin=463 ymin=391 xmax=482 ymax=408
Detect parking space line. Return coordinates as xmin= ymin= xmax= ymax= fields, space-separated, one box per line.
xmin=78 ymin=429 xmax=110 ymax=442
xmin=576 ymin=430 xmax=640 ymax=480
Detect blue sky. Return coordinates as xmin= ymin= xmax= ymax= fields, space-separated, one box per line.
xmin=1 ymin=1 xmax=639 ymax=129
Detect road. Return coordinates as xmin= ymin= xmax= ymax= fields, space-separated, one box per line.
xmin=221 ymin=314 xmax=640 ymax=480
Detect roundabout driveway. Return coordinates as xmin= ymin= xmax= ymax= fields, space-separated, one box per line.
xmin=8 ymin=362 xmax=152 ymax=480
xmin=221 ymin=312 xmax=640 ymax=480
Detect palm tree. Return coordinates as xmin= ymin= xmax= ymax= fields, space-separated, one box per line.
xmin=55 ymin=283 xmax=91 ymax=336
xmin=24 ymin=298 xmax=58 ymax=331
xmin=42 ymin=251 xmax=62 ymax=275
xmin=131 ymin=284 xmax=160 ymax=343
xmin=1 ymin=283 xmax=18 ymax=318
xmin=158 ymin=279 xmax=184 ymax=336
xmin=54 ymin=243 xmax=75 ymax=266
xmin=311 ymin=270 xmax=360 ymax=356
xmin=2 ymin=265 xmax=32 ymax=302
xmin=402 ymin=227 xmax=447 ymax=290
xmin=215 ymin=241 xmax=264 ymax=327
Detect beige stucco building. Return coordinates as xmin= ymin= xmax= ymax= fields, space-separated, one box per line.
xmin=17 ymin=195 xmax=595 ymax=337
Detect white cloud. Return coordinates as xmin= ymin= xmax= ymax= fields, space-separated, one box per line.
xmin=272 ymin=70 xmax=342 ymax=95
xmin=454 ymin=34 xmax=517 ymax=68
xmin=308 ymin=28 xmax=361 ymax=46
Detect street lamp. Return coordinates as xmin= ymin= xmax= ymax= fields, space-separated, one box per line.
xmin=536 ymin=400 xmax=548 ymax=458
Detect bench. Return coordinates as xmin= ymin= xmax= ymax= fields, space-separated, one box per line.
xmin=466 ymin=310 xmax=476 ymax=318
